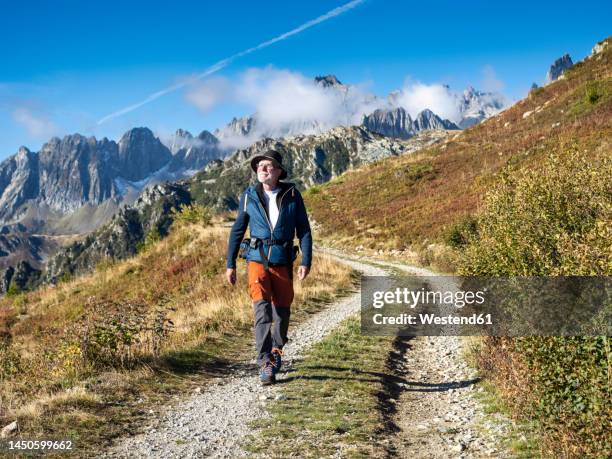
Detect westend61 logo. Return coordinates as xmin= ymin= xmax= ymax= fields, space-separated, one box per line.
xmin=361 ymin=276 xmax=611 ymax=337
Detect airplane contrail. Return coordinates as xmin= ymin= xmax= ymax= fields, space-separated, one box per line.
xmin=97 ymin=0 xmax=366 ymax=125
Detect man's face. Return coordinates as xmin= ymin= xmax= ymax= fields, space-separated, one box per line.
xmin=256 ymin=159 xmax=282 ymax=186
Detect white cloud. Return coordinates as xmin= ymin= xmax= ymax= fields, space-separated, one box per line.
xmin=12 ymin=105 xmax=58 ymax=138
xmin=185 ymin=66 xmax=386 ymax=150
xmin=392 ymin=81 xmax=461 ymax=123
xmin=237 ymin=68 xmax=341 ymax=129
xmin=185 ymin=77 xmax=231 ymax=113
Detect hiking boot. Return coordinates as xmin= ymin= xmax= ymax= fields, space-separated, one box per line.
xmin=270 ymin=347 xmax=283 ymax=375
xmin=259 ymin=361 xmax=275 ymax=385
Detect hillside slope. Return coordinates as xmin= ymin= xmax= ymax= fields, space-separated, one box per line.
xmin=304 ymin=37 xmax=611 ymax=257
xmin=0 ymin=211 xmax=354 ymax=453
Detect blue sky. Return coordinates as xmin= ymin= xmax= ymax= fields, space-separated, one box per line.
xmin=0 ymin=0 xmax=609 ymax=159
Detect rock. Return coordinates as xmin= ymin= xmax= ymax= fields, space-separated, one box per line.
xmin=258 ymin=394 xmax=268 ymax=401
xmin=194 ymin=387 xmax=201 ymax=394
xmin=591 ymin=39 xmax=609 ymax=56
xmin=414 ymin=109 xmax=460 ymax=131
xmin=546 ymin=54 xmax=573 ymax=83
xmin=117 ymin=128 xmax=173 ymax=181
xmin=362 ymin=107 xmax=459 ymax=140
xmin=1 ymin=421 xmax=18 ymax=438
xmin=457 ymin=86 xmax=507 ymax=128
xmin=362 ymin=107 xmax=416 ymax=139
xmin=314 ymin=75 xmax=343 ymax=88
xmin=274 ymin=394 xmax=288 ymax=401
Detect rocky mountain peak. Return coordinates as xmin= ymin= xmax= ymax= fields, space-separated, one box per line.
xmin=362 ymin=107 xmax=458 ymax=139
xmin=16 ymin=146 xmax=32 ymax=158
xmin=314 ymin=75 xmax=343 ymax=88
xmin=214 ymin=116 xmax=256 ymax=140
xmin=463 ymin=86 xmax=477 ymax=98
xmin=169 ymin=129 xmax=194 ymax=154
xmin=175 ymin=128 xmax=192 ymax=138
xmin=418 ymin=108 xmax=435 ymax=117
xmin=166 ymin=129 xmax=223 ymax=173
xmin=117 ymin=127 xmax=172 ymax=181
xmin=458 ymin=87 xmax=506 ymax=129
xmin=414 ymin=109 xmax=459 ymax=131
xmin=197 ymin=130 xmax=219 ymax=144
xmin=546 ymin=54 xmax=573 ymax=83
xmin=118 ymin=127 xmax=157 ymax=147
xmin=362 ymin=107 xmax=414 ymax=139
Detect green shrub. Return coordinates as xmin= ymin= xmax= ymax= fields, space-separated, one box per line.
xmin=459 ymin=145 xmax=611 ymax=276
xmin=306 ymin=185 xmax=321 ymax=195
xmin=59 ymin=271 xmax=73 ymax=284
xmin=171 ymin=203 xmax=212 ymax=227
xmin=0 ymin=344 xmax=21 ymax=380
xmin=136 ymin=227 xmax=162 ymax=253
xmin=459 ymin=145 xmax=611 ymax=456
xmin=529 ymin=86 xmax=545 ymax=98
xmin=5 ymin=281 xmax=21 ymax=297
xmin=444 ymin=215 xmax=478 ymax=248
xmin=585 ymin=82 xmax=601 ymax=104
xmin=77 ymin=296 xmax=175 ymax=368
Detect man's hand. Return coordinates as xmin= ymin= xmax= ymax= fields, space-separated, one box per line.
xmin=298 ymin=265 xmax=310 ymax=281
xmin=226 ymin=268 xmax=236 ymax=286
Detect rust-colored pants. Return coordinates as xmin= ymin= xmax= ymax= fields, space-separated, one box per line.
xmin=248 ymin=261 xmax=294 ymax=365
xmin=247 ymin=261 xmax=294 ymax=307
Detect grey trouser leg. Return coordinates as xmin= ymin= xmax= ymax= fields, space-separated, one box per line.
xmin=271 ymin=305 xmax=291 ymax=350
xmin=253 ymin=300 xmax=291 ymax=366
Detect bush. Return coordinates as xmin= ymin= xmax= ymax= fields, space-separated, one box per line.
xmin=77 ymin=296 xmax=175 ymax=368
xmin=171 ymin=203 xmax=212 ymax=227
xmin=136 ymin=227 xmax=162 ymax=253
xmin=585 ymin=82 xmax=601 ymax=104
xmin=5 ymin=281 xmax=21 ymax=297
xmin=0 ymin=343 xmax=21 ymax=380
xmin=459 ymin=145 xmax=611 ymax=276
xmin=459 ymin=145 xmax=611 ymax=457
xmin=444 ymin=215 xmax=478 ymax=248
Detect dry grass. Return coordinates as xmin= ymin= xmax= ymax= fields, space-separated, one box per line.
xmin=0 ymin=219 xmax=354 ymax=451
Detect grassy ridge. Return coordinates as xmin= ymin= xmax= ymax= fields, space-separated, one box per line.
xmin=0 ymin=213 xmax=355 ymax=453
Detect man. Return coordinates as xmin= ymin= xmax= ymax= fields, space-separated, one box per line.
xmin=226 ymin=150 xmax=312 ymax=385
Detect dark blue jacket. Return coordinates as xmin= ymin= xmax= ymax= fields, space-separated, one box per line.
xmin=226 ymin=182 xmax=313 ymax=269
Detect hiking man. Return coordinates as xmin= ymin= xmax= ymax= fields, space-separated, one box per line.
xmin=225 ymin=150 xmax=312 ymax=385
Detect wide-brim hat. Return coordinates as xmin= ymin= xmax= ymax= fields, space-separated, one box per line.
xmin=250 ymin=150 xmax=288 ymax=180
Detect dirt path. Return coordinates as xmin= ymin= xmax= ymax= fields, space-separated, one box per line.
xmin=386 ymin=335 xmax=511 ymax=458
xmin=328 ymin=249 xmax=513 ymax=458
xmin=105 ymin=249 xmax=511 ymax=458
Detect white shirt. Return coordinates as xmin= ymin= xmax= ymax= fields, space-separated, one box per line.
xmin=263 ymin=187 xmax=281 ymax=230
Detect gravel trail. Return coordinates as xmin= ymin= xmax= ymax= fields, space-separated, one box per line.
xmin=105 ymin=250 xmax=512 ymax=458
xmin=106 ymin=251 xmax=390 ymax=458
xmin=389 ymin=335 xmax=512 ymax=458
